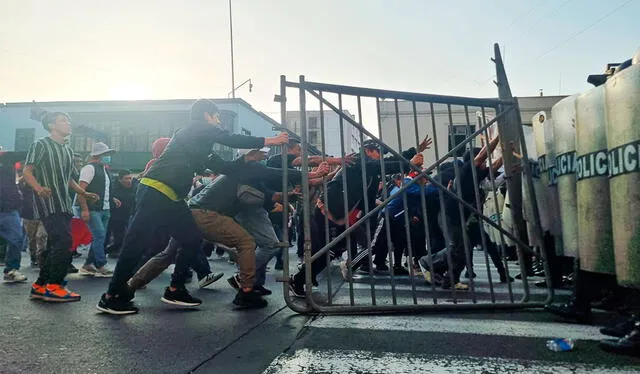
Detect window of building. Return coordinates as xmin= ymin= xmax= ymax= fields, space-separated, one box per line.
xmin=448 ymin=124 xmax=475 ymax=157
xmin=308 ymin=117 xmax=318 ymax=130
xmin=14 ymin=128 xmax=35 ymax=151
xmin=308 ymin=130 xmax=318 ymax=146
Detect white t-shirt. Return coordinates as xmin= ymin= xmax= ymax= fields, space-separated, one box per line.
xmin=79 ymin=164 xmax=110 ymax=210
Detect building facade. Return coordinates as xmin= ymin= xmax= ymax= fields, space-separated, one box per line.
xmin=284 ymin=110 xmax=361 ymax=157
xmin=0 ymin=98 xmax=280 ymax=170
xmin=378 ymin=95 xmax=567 ymax=165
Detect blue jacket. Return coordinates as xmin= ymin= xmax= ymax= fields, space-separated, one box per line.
xmin=386 ymin=177 xmax=439 ymax=221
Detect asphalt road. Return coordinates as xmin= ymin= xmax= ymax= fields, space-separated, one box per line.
xmin=2 ymin=249 xmax=640 ymax=374
xmin=0 ymin=252 xmax=309 ymax=374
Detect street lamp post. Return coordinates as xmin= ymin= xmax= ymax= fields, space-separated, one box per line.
xmin=229 ymin=0 xmax=236 ymax=98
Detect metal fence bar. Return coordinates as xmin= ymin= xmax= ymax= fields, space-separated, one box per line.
xmin=448 ymin=104 xmax=477 ymax=303
xmin=480 ymin=107 xmax=515 ymax=303
xmin=307 ymin=299 xmax=547 ymax=315
xmin=395 ymin=99 xmax=418 ymax=305
xmin=290 ymin=80 xmax=508 ymax=107
xmin=415 ymin=101 xmax=438 ymax=303
xmin=357 ymin=96 xmax=378 ymax=305
xmin=319 ymin=91 xmax=333 ymax=305
xmin=299 ymin=76 xmax=315 ymax=305
xmin=337 ymin=93 xmax=356 ymax=306
xmin=376 ymin=98 xmax=398 ymax=306
xmin=280 ymin=75 xmax=313 ymax=314
xmin=467 ymin=107 xmax=496 ymax=303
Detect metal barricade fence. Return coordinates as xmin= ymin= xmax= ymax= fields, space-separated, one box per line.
xmin=278 ymin=44 xmax=553 ymax=314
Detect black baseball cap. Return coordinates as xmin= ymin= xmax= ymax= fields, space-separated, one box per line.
xmin=361 ymin=139 xmax=389 ymax=154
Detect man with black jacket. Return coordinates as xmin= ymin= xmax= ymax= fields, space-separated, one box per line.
xmin=289 ymin=138 xmax=426 ymax=296
xmin=0 ymin=151 xmax=27 ymax=283
xmin=97 ymin=99 xmax=289 ymax=315
xmin=127 ymin=151 xmax=327 ymax=308
xmin=105 ymin=169 xmax=135 ymax=258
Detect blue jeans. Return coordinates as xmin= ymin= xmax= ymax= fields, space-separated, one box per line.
xmin=235 ymin=207 xmax=281 ymax=287
xmin=74 ymin=207 xmax=111 ymax=268
xmin=0 ymin=211 xmax=24 ymax=273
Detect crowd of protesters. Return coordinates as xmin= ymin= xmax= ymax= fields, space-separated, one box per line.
xmin=0 ymin=98 xmax=637 ymax=357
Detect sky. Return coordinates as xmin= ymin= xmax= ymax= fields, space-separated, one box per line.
xmin=1 ymin=0 xmax=638 ymax=129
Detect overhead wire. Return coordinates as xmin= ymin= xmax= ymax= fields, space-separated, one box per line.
xmin=522 ymin=0 xmax=635 ymax=68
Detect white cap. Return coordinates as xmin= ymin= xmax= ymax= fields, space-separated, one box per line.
xmin=90 ymin=142 xmax=115 ymax=156
xmin=237 ymin=147 xmax=270 ymax=156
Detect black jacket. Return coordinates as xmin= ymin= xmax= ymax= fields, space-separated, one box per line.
xmin=0 ymin=152 xmax=23 ymax=213
xmin=110 ymin=180 xmax=135 ymax=219
xmin=145 ymin=120 xmax=265 ymax=198
xmin=324 ymin=148 xmax=417 ymax=221
xmin=189 ymin=161 xmax=303 ymax=217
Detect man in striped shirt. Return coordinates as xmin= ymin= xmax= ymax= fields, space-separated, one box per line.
xmin=22 ymin=111 xmax=99 ymax=302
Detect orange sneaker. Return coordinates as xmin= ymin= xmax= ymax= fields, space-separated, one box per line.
xmin=30 ymin=283 xmax=46 ymax=300
xmin=43 ymin=284 xmax=81 ymax=302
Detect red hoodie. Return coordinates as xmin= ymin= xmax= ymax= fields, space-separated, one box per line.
xmin=143 ymin=137 xmax=170 ymax=175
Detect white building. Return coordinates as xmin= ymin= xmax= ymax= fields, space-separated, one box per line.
xmin=285 ymin=110 xmax=361 ymax=157
xmin=378 ymin=95 xmax=567 ymax=165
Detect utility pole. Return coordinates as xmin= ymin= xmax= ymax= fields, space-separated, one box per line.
xmin=229 ymin=0 xmax=236 ymax=98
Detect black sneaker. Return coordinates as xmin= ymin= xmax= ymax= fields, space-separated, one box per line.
xmin=392 ymin=266 xmax=409 ymax=275
xmin=67 ymin=264 xmax=79 ymax=274
xmin=289 ymin=277 xmax=305 ymax=298
xmin=233 ymin=289 xmax=268 ymax=308
xmin=254 ymin=285 xmax=273 ymax=296
xmin=376 ymin=263 xmax=390 ymax=272
xmin=160 ymin=287 xmax=202 ymax=307
xmin=602 ymin=315 xmax=640 ymax=338
xmin=96 ymin=294 xmax=139 ymax=315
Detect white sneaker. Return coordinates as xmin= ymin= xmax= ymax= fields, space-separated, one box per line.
xmin=80 ymin=264 xmax=97 ymax=276
xmin=198 ymin=272 xmax=224 ymax=289
xmin=339 ymin=261 xmax=352 ymax=281
xmin=3 ymin=269 xmax=27 ymax=283
xmin=94 ymin=266 xmax=114 ymax=278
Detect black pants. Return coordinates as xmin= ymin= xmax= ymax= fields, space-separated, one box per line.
xmin=107 ymin=185 xmax=202 ymax=298
xmin=37 ymin=213 xmax=73 ymax=286
xmin=467 ymin=221 xmax=508 ymax=278
xmin=293 ymin=207 xmax=350 ymax=284
xmin=372 ymin=216 xmax=408 ymax=268
xmin=105 ymin=216 xmax=128 ymax=254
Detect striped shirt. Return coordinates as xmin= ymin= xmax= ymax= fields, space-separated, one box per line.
xmin=24 ymin=137 xmax=74 ymax=219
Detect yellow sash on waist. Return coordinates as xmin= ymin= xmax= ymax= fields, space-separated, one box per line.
xmin=139 ymin=177 xmax=180 ymax=202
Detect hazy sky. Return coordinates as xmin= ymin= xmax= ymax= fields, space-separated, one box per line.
xmin=1 ymin=0 xmax=638 ymax=122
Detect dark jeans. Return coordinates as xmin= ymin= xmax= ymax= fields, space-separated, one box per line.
xmin=273 ymin=224 xmax=285 ymax=267
xmin=105 ymin=216 xmax=128 ymax=255
xmin=467 ymin=220 xmax=508 ymax=278
xmin=37 ymin=213 xmax=73 ymax=285
xmin=372 ymin=216 xmax=406 ymax=268
xmin=107 ymin=185 xmax=203 ymax=298
xmin=293 ymin=207 xmax=348 ymax=284
xmin=424 ymin=214 xmax=468 ymax=282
